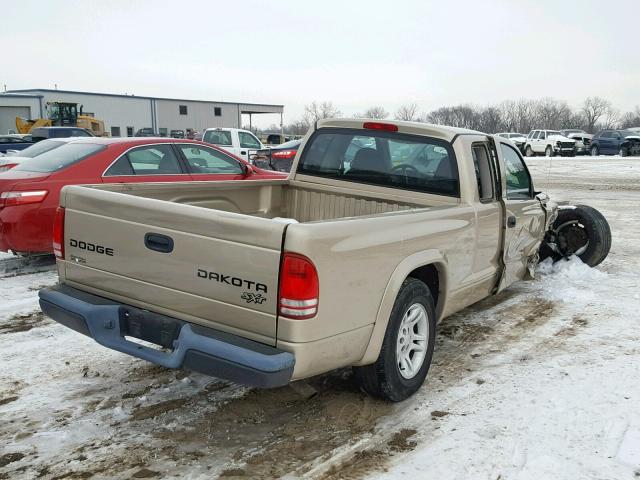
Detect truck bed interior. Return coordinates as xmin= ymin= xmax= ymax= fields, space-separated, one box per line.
xmin=90 ymin=180 xmax=452 ymax=223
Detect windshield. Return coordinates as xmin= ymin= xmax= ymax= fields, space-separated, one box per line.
xmin=203 ymin=130 xmax=232 ymax=146
xmin=9 ymin=139 xmax=64 ymax=158
xmin=12 ymin=143 xmax=106 ymax=173
xmin=298 ymin=128 xmax=459 ymax=197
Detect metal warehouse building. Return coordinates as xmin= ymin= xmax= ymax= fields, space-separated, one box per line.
xmin=0 ymin=88 xmax=284 ymax=136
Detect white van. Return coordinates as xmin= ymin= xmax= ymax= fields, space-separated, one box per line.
xmin=201 ymin=128 xmax=265 ymax=162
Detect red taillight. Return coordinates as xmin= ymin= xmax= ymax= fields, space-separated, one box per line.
xmin=0 ymin=190 xmax=48 ymax=207
xmin=271 ymin=149 xmax=297 ymax=159
xmin=278 ymin=253 xmax=319 ymax=319
xmin=53 ymin=207 xmax=65 ymax=259
xmin=363 ymin=122 xmax=398 ymax=132
xmin=0 ymin=164 xmax=18 ymax=173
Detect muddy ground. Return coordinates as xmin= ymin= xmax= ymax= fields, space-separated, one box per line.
xmin=1 ymin=157 xmax=638 ymax=479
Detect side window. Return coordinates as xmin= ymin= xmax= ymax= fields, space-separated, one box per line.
xmin=104 ymin=156 xmax=134 ymax=176
xmin=178 ymin=145 xmax=243 ymax=174
xmin=601 ymin=131 xmax=611 ymax=138
xmin=238 ymin=132 xmax=261 ymax=149
xmin=471 ymin=144 xmax=494 ymax=201
xmin=500 ymin=143 xmax=532 ymax=200
xmin=532 ymin=131 xmax=540 ymax=140
xmin=539 ymin=131 xmax=546 ymax=140
xmin=112 ymin=144 xmax=182 ymax=175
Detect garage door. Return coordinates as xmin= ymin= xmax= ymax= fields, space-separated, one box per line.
xmin=0 ymin=106 xmax=31 ymax=134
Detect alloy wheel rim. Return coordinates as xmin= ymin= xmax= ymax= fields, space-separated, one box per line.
xmin=396 ymin=303 xmax=429 ymax=380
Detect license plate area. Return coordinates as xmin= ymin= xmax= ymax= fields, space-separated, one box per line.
xmin=118 ymin=306 xmax=184 ymax=349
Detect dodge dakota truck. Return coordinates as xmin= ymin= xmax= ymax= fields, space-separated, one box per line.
xmin=39 ymin=119 xmax=611 ymax=401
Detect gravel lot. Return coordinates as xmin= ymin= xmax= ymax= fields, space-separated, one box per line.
xmin=1 ymin=156 xmax=638 ymax=479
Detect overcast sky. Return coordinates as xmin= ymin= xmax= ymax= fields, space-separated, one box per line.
xmin=3 ymin=0 xmax=639 ymax=127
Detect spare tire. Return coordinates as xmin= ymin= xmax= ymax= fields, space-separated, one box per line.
xmin=540 ymin=205 xmax=611 ymax=267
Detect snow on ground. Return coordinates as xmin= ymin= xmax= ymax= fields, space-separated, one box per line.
xmin=0 ymin=157 xmax=639 ymax=479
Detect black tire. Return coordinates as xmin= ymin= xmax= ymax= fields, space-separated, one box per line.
xmin=545 ymin=145 xmax=553 ymax=157
xmin=525 ymin=146 xmax=534 ymax=157
xmin=619 ymin=147 xmax=628 ymax=157
xmin=591 ymin=145 xmax=599 ymax=156
xmin=540 ymin=205 xmax=611 ymax=267
xmin=353 ymin=278 xmax=436 ymax=402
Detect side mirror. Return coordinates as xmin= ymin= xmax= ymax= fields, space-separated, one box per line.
xmin=242 ymin=163 xmax=255 ymax=176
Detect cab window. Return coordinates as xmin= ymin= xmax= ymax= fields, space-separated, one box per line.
xmin=203 ymin=130 xmax=232 ymax=146
xmin=298 ymin=128 xmax=459 ymax=197
xmin=238 ymin=132 xmax=261 ymax=149
xmin=472 ymin=144 xmax=494 ymax=201
xmin=178 ymin=145 xmax=243 ymax=174
xmin=500 ymin=143 xmax=532 ymax=199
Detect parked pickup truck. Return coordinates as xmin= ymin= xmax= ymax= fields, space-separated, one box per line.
xmin=39 ymin=119 xmax=611 ymax=401
xmin=202 ymin=127 xmax=265 ymax=162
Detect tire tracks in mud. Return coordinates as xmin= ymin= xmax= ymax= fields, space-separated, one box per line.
xmin=306 ymin=286 xmax=588 ymax=480
xmin=1 ymin=285 xmax=589 ymax=480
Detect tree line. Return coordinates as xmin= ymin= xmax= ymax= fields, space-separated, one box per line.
xmin=257 ymin=97 xmax=640 ymax=136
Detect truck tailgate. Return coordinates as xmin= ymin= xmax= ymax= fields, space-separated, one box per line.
xmin=59 ymin=186 xmax=286 ymax=344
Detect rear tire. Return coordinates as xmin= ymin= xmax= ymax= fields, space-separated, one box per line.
xmin=539 ymin=205 xmax=611 ymax=267
xmin=591 ymin=145 xmax=599 ymax=156
xmin=353 ymin=278 xmax=436 ymax=402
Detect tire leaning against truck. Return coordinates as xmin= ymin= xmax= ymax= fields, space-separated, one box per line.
xmin=540 ymin=205 xmax=611 ymax=267
xmin=353 ymin=277 xmax=436 ymax=402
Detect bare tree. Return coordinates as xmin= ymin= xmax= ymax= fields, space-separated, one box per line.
xmin=285 ymin=119 xmax=310 ymax=136
xmin=303 ymin=101 xmax=341 ymax=125
xmin=394 ymin=103 xmax=419 ymax=121
xmin=478 ymin=106 xmax=503 ymax=133
xmin=600 ymin=107 xmax=620 ymax=130
xmin=582 ymin=97 xmax=611 ymax=133
xmin=357 ymin=106 xmax=388 ymax=119
xmin=620 ymin=107 xmax=640 ymax=129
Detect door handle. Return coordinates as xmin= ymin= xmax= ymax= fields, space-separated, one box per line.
xmin=144 ymin=233 xmax=174 ymax=253
xmin=240 ymin=150 xmax=247 ymax=155
xmin=507 ymin=216 xmax=517 ymax=228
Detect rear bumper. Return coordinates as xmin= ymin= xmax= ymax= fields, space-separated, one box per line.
xmin=39 ymin=285 xmax=295 ymax=388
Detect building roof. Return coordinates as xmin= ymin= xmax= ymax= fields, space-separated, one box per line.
xmin=5 ymin=88 xmax=283 ymax=110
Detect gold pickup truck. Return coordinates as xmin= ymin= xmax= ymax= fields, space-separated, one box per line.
xmin=39 ymin=119 xmax=611 ymax=401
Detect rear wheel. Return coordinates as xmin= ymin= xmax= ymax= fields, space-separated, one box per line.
xmin=539 ymin=205 xmax=611 ymax=267
xmin=525 ymin=146 xmax=534 ymax=157
xmin=591 ymin=145 xmax=599 ymax=156
xmin=353 ymin=278 xmax=436 ymax=402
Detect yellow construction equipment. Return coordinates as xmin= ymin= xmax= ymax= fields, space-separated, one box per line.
xmin=15 ymin=101 xmax=108 ymax=136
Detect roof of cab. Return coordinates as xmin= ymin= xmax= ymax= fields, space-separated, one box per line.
xmin=316 ymin=118 xmax=485 ymax=142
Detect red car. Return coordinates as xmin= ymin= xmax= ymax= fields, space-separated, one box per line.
xmin=0 ymin=137 xmax=285 ymax=254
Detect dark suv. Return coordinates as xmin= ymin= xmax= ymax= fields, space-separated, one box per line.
xmin=590 ymin=130 xmax=640 ymax=157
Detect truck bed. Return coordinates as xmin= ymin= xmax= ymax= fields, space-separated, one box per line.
xmin=84 ymin=178 xmax=454 ymax=223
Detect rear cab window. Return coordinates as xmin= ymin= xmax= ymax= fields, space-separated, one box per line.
xmin=12 ymin=143 xmax=106 ymax=173
xmin=203 ymin=130 xmax=232 ymax=146
xmin=297 ymin=128 xmax=459 ymax=197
